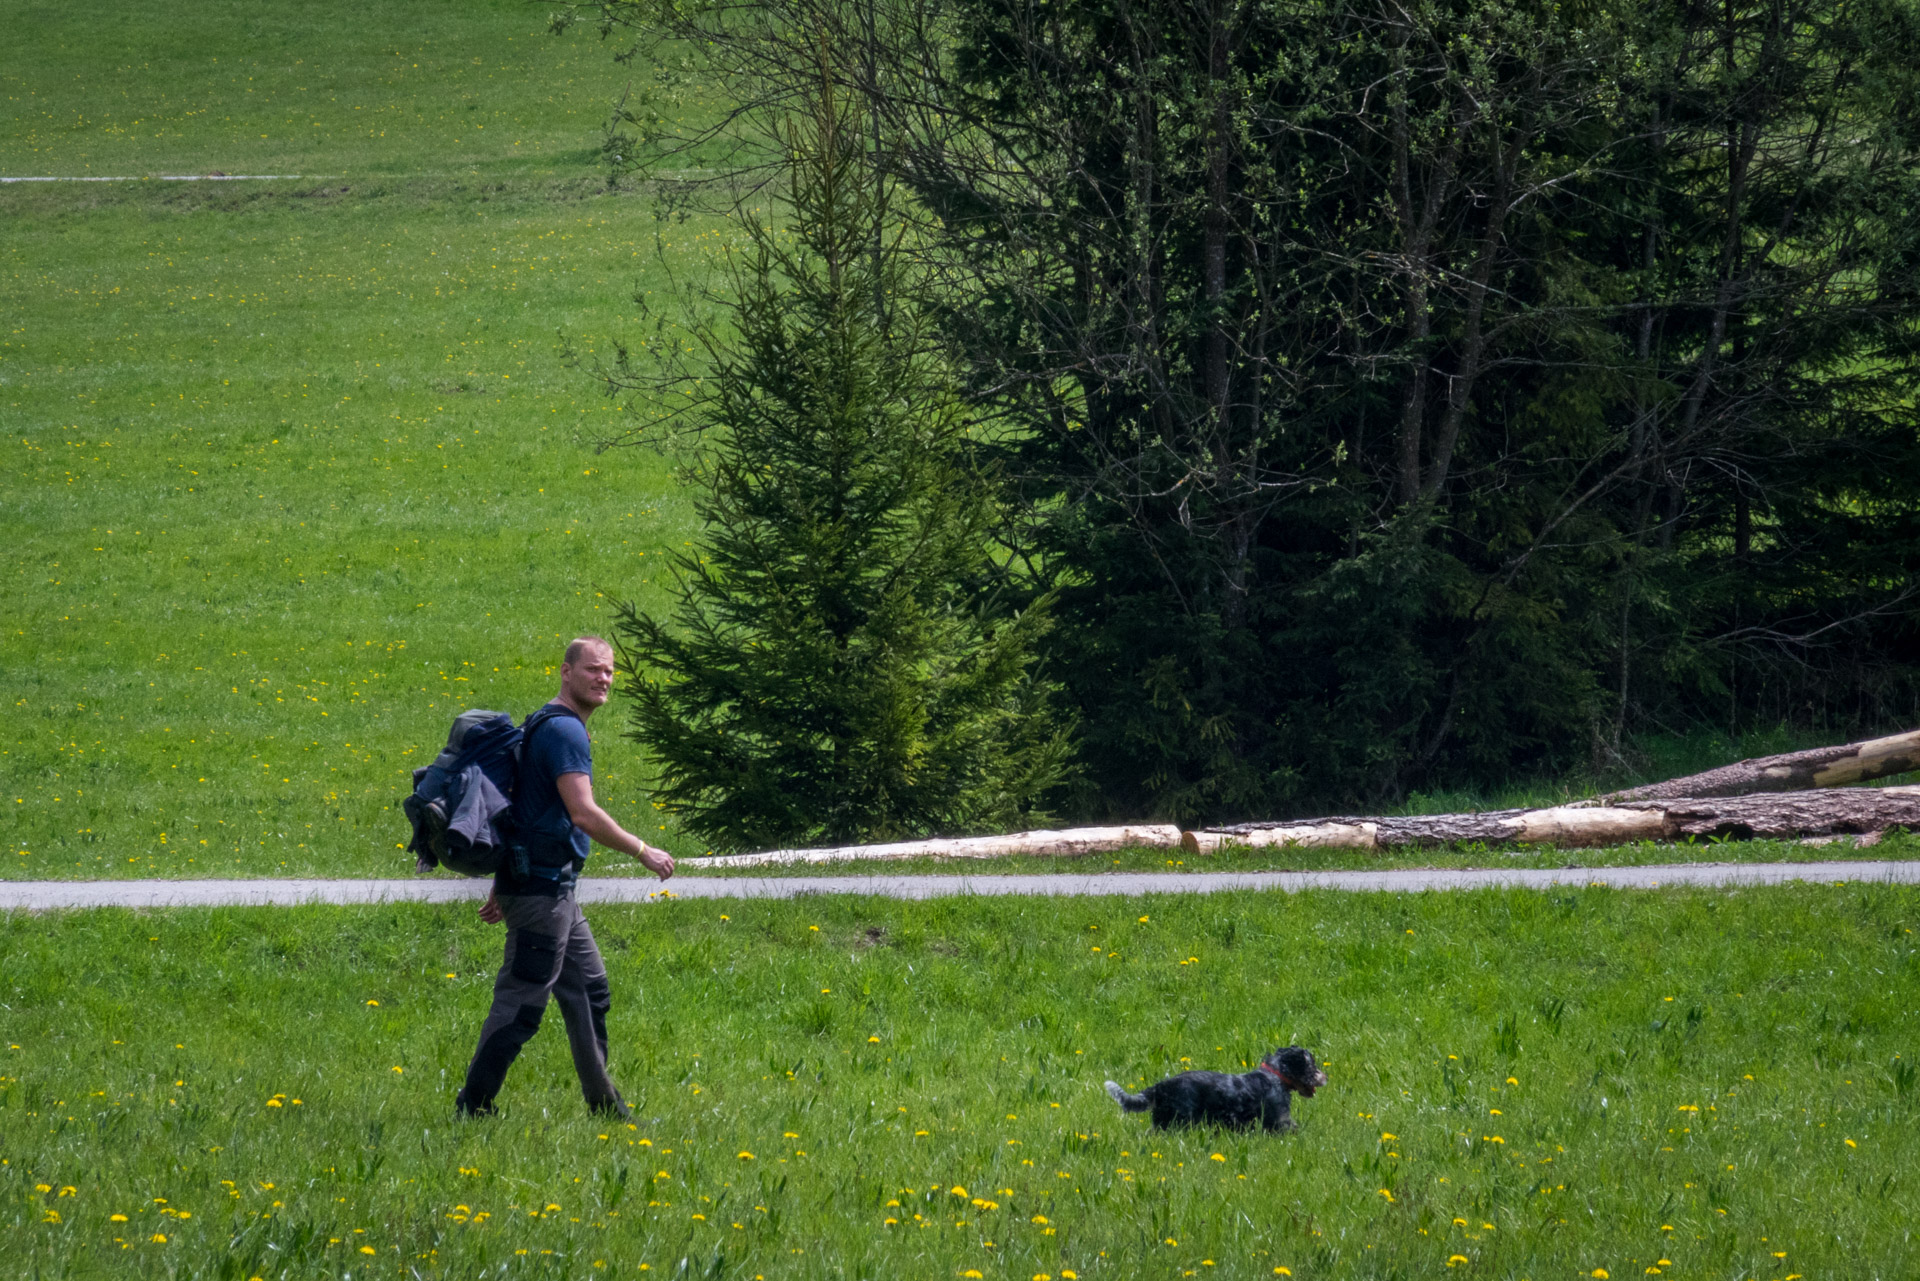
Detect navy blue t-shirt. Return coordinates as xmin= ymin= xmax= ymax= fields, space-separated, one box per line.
xmin=509 ymin=703 xmax=593 ymax=883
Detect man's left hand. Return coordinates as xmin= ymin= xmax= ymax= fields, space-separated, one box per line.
xmin=638 ymin=844 xmax=675 ymax=881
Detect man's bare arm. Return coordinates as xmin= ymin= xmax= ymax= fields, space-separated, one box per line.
xmin=556 ymin=772 xmax=674 ymax=879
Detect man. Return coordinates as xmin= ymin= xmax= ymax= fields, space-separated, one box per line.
xmin=455 ymin=635 xmax=674 ymax=1118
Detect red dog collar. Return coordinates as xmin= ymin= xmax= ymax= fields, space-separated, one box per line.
xmin=1258 ymin=1062 xmax=1287 ymax=1083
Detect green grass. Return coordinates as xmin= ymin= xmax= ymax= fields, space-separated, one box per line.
xmin=4 ymin=889 xmax=1917 ymax=1278
xmin=2 ymin=0 xmax=756 ymax=880
xmin=4 ymin=0 xmax=635 ymax=180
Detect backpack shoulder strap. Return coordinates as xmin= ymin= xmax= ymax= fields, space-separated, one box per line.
xmin=514 ymin=702 xmax=584 ymax=767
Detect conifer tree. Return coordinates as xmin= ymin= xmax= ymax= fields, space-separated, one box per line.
xmin=611 ymin=75 xmax=1070 ymax=851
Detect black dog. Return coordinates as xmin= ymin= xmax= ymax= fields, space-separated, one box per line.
xmin=1105 ymin=1046 xmax=1325 ymax=1131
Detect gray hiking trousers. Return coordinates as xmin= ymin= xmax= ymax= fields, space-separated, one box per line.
xmin=458 ymin=891 xmax=625 ymax=1114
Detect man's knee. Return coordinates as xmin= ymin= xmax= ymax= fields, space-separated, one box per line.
xmin=585 ymin=974 xmax=611 ymax=1015
xmin=463 ymin=1002 xmax=549 ymax=1104
xmin=479 ymin=1001 xmax=546 ymax=1056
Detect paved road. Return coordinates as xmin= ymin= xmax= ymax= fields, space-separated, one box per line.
xmin=1 ymin=860 xmax=1915 ymax=911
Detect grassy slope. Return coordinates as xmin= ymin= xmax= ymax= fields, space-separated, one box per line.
xmin=4 ymin=889 xmax=1917 ymax=1278
xmin=3 ymin=0 xmax=742 ymax=879
xmin=5 ymin=0 xmax=622 ymax=179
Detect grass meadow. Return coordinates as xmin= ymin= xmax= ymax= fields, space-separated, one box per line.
xmin=6 ymin=888 xmax=1918 ymax=1280
xmin=3 ymin=0 xmax=750 ymax=879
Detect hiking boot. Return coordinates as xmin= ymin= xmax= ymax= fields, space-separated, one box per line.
xmin=455 ymin=1088 xmax=496 ymax=1119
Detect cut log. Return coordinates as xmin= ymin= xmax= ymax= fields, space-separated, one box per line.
xmin=694 ymin=824 xmax=1184 ymax=869
xmin=1183 ymin=786 xmax=1920 ymax=854
xmin=1590 ymin=728 xmax=1920 ymax=803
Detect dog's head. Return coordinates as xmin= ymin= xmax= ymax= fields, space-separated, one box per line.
xmin=1262 ymin=1046 xmax=1326 ymax=1096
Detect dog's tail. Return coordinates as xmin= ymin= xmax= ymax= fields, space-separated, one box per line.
xmin=1105 ymin=1080 xmax=1150 ymax=1112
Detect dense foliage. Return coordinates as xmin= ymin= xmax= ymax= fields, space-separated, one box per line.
xmin=574 ymin=0 xmax=1920 ymax=823
xmin=608 ymin=81 xmax=1069 ymax=849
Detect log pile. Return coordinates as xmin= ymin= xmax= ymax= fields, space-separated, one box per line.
xmin=686 ymin=728 xmax=1918 ymax=866
xmin=1586 ymin=729 xmax=1920 ymax=802
xmin=1184 ymin=786 xmax=1920 ymax=854
xmin=1184 ymin=728 xmax=1920 ymax=854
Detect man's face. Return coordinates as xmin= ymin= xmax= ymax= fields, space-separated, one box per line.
xmin=561 ymin=645 xmax=616 ymax=709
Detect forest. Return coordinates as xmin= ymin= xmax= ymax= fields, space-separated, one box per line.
xmin=572 ymin=0 xmax=1920 ymax=833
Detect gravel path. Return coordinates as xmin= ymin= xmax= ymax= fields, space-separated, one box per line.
xmin=1 ymin=860 xmax=1915 ymax=911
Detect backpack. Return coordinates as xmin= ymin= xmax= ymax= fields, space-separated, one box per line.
xmin=402 ymin=705 xmax=578 ymax=877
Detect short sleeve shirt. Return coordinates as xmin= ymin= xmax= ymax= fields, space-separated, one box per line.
xmin=510 ymin=703 xmax=593 ymax=878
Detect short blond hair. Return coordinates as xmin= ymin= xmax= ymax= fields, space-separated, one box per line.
xmin=563 ymin=635 xmax=613 ymax=666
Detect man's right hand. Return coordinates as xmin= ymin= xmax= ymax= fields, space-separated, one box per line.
xmin=478 ymin=889 xmax=504 ymax=924
xmin=638 ymin=844 xmax=675 ymax=881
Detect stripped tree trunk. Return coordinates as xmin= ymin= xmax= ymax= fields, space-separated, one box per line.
xmin=1184 ymin=786 xmax=1920 ymax=854
xmin=1590 ymin=729 xmax=1920 ymax=803
xmin=697 ymin=825 xmax=1184 ymax=869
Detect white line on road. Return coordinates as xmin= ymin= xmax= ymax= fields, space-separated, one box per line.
xmin=1 ymin=860 xmax=1914 ymax=911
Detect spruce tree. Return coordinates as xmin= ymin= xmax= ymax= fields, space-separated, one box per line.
xmin=611 ymin=80 xmax=1069 ymax=851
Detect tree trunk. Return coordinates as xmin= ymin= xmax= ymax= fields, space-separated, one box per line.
xmin=1593 ymin=729 xmax=1920 ymax=803
xmin=697 ymin=824 xmax=1184 ymax=868
xmin=1185 ymin=785 xmax=1920 ymax=853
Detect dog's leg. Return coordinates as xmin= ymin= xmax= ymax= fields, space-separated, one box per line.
xmin=1105 ymin=1081 xmax=1151 ymax=1112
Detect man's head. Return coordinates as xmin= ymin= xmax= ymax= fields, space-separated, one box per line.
xmin=559 ymin=636 xmax=616 ymax=714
